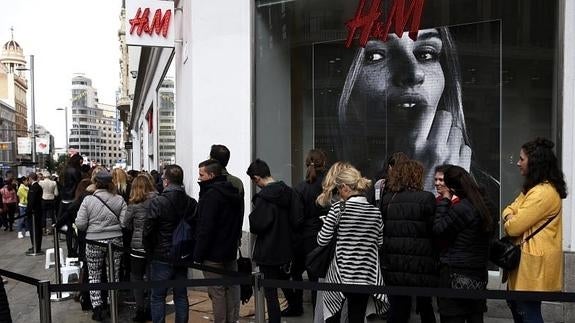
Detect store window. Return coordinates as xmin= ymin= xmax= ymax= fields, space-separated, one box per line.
xmin=255 ymin=0 xmax=560 ymax=211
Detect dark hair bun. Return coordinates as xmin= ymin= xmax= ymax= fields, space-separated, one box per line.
xmin=535 ymin=137 xmax=554 ymax=149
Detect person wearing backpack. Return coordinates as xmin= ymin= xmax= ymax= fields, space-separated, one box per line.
xmin=193 ymin=159 xmax=243 ymax=323
xmin=143 ymin=164 xmax=197 ymax=323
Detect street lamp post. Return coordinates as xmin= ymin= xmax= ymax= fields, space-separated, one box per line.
xmin=56 ymin=107 xmax=68 ymax=152
xmin=17 ymin=55 xmax=42 ymax=256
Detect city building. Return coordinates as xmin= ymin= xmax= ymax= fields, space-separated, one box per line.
xmin=0 ymin=28 xmax=28 ymax=173
xmin=69 ymin=75 xmax=124 ymax=168
xmin=123 ymin=0 xmax=575 ymax=319
xmin=157 ymin=77 xmax=175 ymax=167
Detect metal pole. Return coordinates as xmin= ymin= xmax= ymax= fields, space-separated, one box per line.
xmin=50 ymin=226 xmax=71 ymax=301
xmin=53 ymin=228 xmax=62 ymax=299
xmin=30 ymin=54 xmax=36 ymax=167
xmin=64 ymin=106 xmax=68 ymax=152
xmin=107 ymin=241 xmax=118 ymax=323
xmin=37 ymin=280 xmax=52 ymax=323
xmin=254 ymin=272 xmax=265 ymax=323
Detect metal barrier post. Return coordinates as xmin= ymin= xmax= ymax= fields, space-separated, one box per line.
xmin=107 ymin=241 xmax=118 ymax=323
xmin=254 ymin=272 xmax=265 ymax=323
xmin=38 ymin=280 xmax=52 ymax=323
xmin=50 ymin=226 xmax=71 ymax=301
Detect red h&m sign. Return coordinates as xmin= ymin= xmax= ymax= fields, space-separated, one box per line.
xmin=126 ymin=0 xmax=175 ymax=48
xmin=345 ymin=0 xmax=425 ymax=48
xmin=129 ymin=7 xmax=172 ymax=38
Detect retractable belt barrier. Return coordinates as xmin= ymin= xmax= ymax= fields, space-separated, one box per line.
xmin=81 ymin=237 xmax=245 ymax=277
xmin=0 ymin=268 xmax=40 ymax=286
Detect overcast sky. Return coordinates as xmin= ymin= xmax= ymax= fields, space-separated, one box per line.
xmin=0 ymin=0 xmax=122 ymax=150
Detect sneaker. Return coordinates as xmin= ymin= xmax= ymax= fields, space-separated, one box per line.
xmin=17 ymin=232 xmax=23 ymax=239
xmin=25 ymin=231 xmax=30 ymax=237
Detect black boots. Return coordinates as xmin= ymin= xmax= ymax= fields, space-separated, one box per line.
xmin=91 ymin=305 xmax=105 ymax=321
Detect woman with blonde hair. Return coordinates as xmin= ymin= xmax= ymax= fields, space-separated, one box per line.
xmin=112 ymin=168 xmax=130 ymax=202
xmin=317 ymin=165 xmax=385 ymax=322
xmin=121 ymin=174 xmax=158 ymax=322
xmin=316 ymin=161 xmax=353 ymax=208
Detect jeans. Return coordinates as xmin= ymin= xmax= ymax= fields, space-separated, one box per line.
xmin=507 ymin=300 xmax=543 ymax=323
xmin=150 ymin=261 xmax=189 ymax=323
xmin=202 ymin=260 xmax=240 ymax=323
xmin=17 ymin=206 xmax=27 ymax=232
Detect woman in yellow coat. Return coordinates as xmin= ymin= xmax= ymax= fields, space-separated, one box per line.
xmin=503 ymin=137 xmax=567 ymax=323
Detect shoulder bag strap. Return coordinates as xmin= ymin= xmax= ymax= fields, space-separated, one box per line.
xmin=333 ymin=201 xmax=345 ymax=237
xmin=92 ymin=194 xmax=120 ymax=220
xmin=521 ymin=208 xmax=560 ymax=244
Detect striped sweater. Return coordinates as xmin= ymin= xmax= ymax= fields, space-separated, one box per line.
xmin=317 ymin=196 xmax=386 ymax=319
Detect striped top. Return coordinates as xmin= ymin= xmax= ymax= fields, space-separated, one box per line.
xmin=317 ymin=196 xmax=386 ymax=319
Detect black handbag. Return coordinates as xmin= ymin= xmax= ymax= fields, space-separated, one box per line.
xmin=237 ymin=249 xmax=253 ymax=304
xmin=305 ymin=202 xmax=345 ymax=278
xmin=490 ymin=213 xmax=557 ymax=271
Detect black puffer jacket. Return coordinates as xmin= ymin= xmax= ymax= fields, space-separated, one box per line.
xmin=380 ymin=190 xmax=439 ymax=287
xmin=194 ymin=176 xmax=244 ymax=263
xmin=433 ymin=198 xmax=491 ymax=274
xmin=293 ymin=172 xmax=327 ymax=239
xmin=249 ymin=181 xmax=303 ymax=266
xmin=143 ymin=185 xmax=197 ymax=260
xmin=122 ymin=191 xmax=158 ymax=251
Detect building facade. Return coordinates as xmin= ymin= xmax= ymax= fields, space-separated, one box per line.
xmin=0 ymin=30 xmax=28 ymax=172
xmin=69 ymin=75 xmax=124 ymax=167
xmin=125 ymin=2 xmax=575 ymax=319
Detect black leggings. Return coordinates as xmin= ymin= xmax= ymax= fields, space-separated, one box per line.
xmin=326 ymin=293 xmax=369 ymax=323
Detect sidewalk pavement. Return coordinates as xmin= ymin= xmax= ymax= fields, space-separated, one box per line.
xmin=0 ymin=229 xmax=516 ymax=322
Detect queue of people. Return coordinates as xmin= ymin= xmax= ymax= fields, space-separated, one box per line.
xmin=0 ymin=137 xmax=566 ymax=323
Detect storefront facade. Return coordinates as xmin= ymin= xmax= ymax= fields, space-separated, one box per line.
xmin=130 ymin=1 xmax=575 ymax=312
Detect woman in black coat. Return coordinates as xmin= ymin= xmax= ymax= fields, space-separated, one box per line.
xmin=380 ymin=160 xmax=438 ymax=323
xmin=282 ymin=149 xmax=328 ymax=316
xmin=433 ymin=165 xmax=494 ymax=323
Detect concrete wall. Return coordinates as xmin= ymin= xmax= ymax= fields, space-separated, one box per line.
xmin=175 ymin=0 xmax=253 ymax=229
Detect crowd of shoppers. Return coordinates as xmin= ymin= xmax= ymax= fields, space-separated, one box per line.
xmin=0 ymin=137 xmax=566 ymax=323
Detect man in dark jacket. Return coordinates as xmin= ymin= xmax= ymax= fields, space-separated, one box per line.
xmin=210 ymin=144 xmax=244 ymax=198
xmin=194 ymin=159 xmax=243 ymax=323
xmin=143 ymin=164 xmax=197 ymax=323
xmin=26 ymin=172 xmax=44 ymax=254
xmin=246 ymin=159 xmax=303 ymax=323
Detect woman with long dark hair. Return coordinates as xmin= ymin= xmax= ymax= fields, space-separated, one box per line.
xmin=282 ymin=149 xmax=328 ymax=316
xmin=380 ymin=159 xmax=438 ymax=323
xmin=433 ymin=165 xmax=494 ymax=323
xmin=337 ymin=27 xmax=474 ymax=192
xmin=504 ymin=138 xmax=566 ymax=322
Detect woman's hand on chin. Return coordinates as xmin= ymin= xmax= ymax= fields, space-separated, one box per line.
xmin=415 ymin=110 xmax=472 ymax=191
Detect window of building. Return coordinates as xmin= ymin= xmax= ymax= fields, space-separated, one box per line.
xmin=254 ymin=0 xmax=560 ymax=215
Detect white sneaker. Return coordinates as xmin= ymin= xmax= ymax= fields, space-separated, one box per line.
xmin=25 ymin=231 xmax=30 ymax=237
xmin=17 ymin=232 xmax=23 ymax=239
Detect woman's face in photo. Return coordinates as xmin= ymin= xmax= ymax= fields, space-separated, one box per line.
xmin=350 ymin=28 xmax=445 ymax=142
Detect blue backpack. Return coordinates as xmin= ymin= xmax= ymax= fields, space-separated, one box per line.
xmin=167 ymin=195 xmax=196 ymax=262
